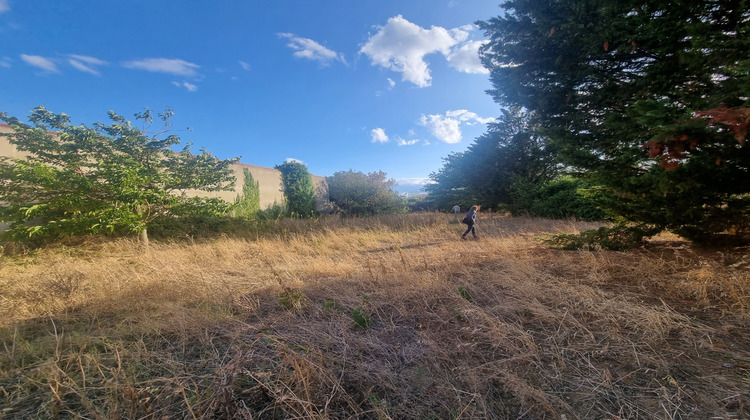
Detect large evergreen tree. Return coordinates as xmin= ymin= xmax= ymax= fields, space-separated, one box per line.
xmin=0 ymin=106 xmax=237 ymax=244
xmin=478 ymin=0 xmax=750 ymax=242
xmin=426 ymin=108 xmax=557 ymax=210
xmin=424 ymin=151 xmax=478 ymax=211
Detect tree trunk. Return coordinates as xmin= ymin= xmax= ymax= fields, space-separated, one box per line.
xmin=139 ymin=227 xmax=149 ymax=248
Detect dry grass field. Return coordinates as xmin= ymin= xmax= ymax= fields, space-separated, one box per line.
xmin=1 ymin=213 xmax=749 ymax=419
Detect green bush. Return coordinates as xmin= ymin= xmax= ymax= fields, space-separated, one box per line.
xmin=233 ymin=168 xmax=261 ymax=218
xmin=543 ymin=224 xmax=662 ymax=251
xmin=257 ymin=203 xmax=286 ymax=221
xmin=276 ymin=161 xmax=317 ymax=218
xmin=508 ymin=177 xmax=605 ymax=221
xmin=327 ymin=170 xmax=406 ymax=216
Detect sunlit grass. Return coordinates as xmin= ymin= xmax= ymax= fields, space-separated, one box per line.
xmin=1 ymin=212 xmax=748 ymax=418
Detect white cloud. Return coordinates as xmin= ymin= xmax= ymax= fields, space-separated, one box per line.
xmin=446 ymin=40 xmax=489 ymax=74
xmin=449 ymin=26 xmax=472 ymax=43
xmin=21 ymin=54 xmax=59 ymax=73
xmin=239 ymin=61 xmax=251 ymax=71
xmin=387 ymin=77 xmax=396 ymax=88
xmin=371 ymin=128 xmax=389 ymax=143
xmin=419 ymin=114 xmax=462 ymax=143
xmin=0 ymin=56 xmax=11 ymax=68
xmin=285 ymin=157 xmax=304 ymax=164
xmin=396 ymin=137 xmax=419 ymax=146
xmin=360 ymin=15 xmax=458 ymax=87
xmin=419 ymin=109 xmax=494 ymax=144
xmin=68 ymin=54 xmax=107 ymax=76
xmin=278 ymin=33 xmax=346 ymax=66
xmin=361 ymin=17 xmax=491 ymax=86
xmin=0 ymin=0 xmax=9 ymax=13
xmin=172 ymin=81 xmax=198 ymax=92
xmin=447 ymin=109 xmax=495 ymax=125
xmin=122 ymin=58 xmax=199 ymax=77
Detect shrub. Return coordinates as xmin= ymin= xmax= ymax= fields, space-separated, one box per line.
xmin=508 ymin=177 xmax=605 ymax=221
xmin=327 ymin=170 xmax=406 ymax=216
xmin=276 ymin=161 xmax=316 ymax=218
xmin=233 ymin=168 xmax=261 ymax=218
xmin=257 ymin=203 xmax=286 ymax=221
xmin=543 ymin=224 xmax=662 ymax=251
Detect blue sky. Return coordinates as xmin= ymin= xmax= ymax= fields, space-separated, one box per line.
xmin=0 ymin=0 xmax=501 ymax=193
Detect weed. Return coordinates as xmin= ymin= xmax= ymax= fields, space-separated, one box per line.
xmin=368 ymin=392 xmax=390 ymax=420
xmin=457 ymin=286 xmax=473 ymax=302
xmin=322 ymin=300 xmax=343 ymax=312
xmin=454 ymin=308 xmax=465 ymax=322
xmin=350 ymin=308 xmax=371 ymax=329
xmin=279 ymin=288 xmax=307 ymax=311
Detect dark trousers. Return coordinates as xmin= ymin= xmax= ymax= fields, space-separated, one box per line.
xmin=462 ymin=223 xmax=476 ymax=237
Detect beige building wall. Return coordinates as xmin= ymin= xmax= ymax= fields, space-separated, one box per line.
xmin=0 ymin=124 xmax=21 ymax=232
xmin=175 ymin=162 xmax=331 ymax=212
xmin=197 ymin=162 xmax=287 ymax=208
xmin=216 ymin=162 xmax=331 ymax=212
xmin=0 ymin=124 xmax=27 ymax=159
xmin=0 ymin=123 xmax=331 ymax=232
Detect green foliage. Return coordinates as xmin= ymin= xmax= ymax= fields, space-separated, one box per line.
xmin=147 ymin=214 xmax=232 ymax=239
xmin=326 ymin=170 xmax=406 ymax=216
xmin=257 ymin=202 xmax=286 ymax=221
xmin=0 ymin=106 xmax=237 ymax=243
xmin=279 ymin=289 xmax=307 ymax=311
xmin=543 ymin=224 xmax=663 ymax=251
xmin=405 ymin=194 xmax=434 ymax=212
xmin=507 ymin=177 xmax=606 ymax=221
xmin=350 ymin=307 xmax=371 ymax=329
xmin=233 ymin=168 xmax=261 ymax=218
xmin=478 ymin=0 xmax=750 ymax=243
xmin=423 ymin=152 xmax=477 ymax=211
xmin=322 ymin=300 xmax=344 ymax=312
xmin=275 ymin=161 xmax=316 ymax=218
xmin=457 ymin=286 xmax=473 ymax=302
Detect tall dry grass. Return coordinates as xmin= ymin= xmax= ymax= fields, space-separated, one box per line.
xmin=1 ymin=212 xmax=748 ymax=419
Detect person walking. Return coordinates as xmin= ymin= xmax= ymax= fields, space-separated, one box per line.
xmin=461 ymin=205 xmax=479 ymax=240
xmin=452 ymin=204 xmax=460 ymax=219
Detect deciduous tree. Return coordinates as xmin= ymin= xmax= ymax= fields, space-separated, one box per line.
xmin=0 ymin=106 xmax=237 ymax=244
xmin=233 ymin=168 xmax=261 ymax=218
xmin=326 ymin=170 xmax=406 ymax=216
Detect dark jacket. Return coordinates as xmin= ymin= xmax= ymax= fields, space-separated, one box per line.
xmin=464 ymin=209 xmax=476 ymax=225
